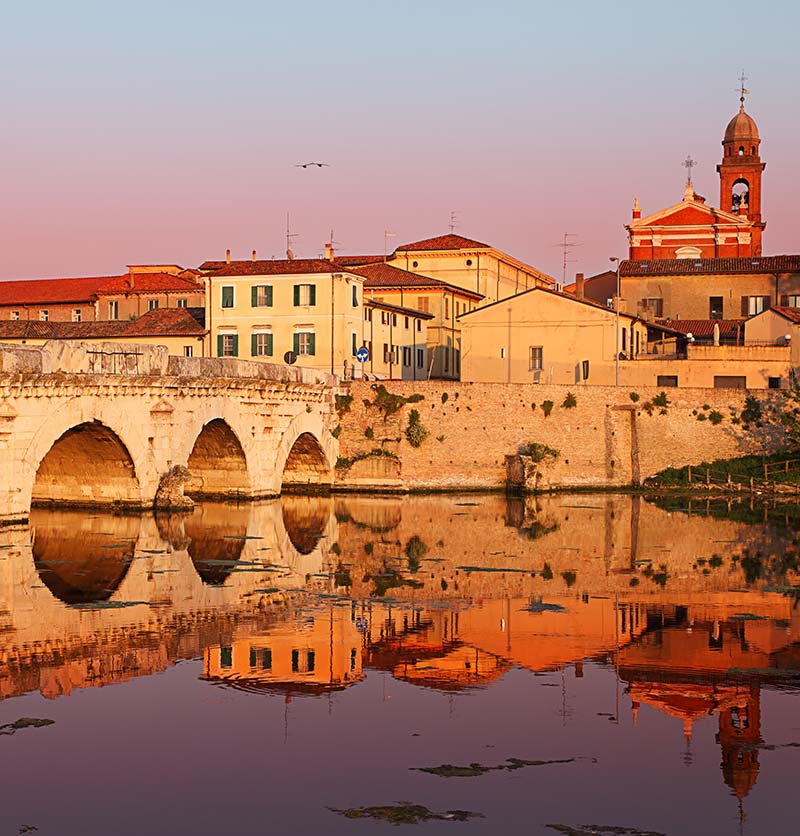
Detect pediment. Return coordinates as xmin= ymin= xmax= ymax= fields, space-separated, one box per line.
xmin=630 ymin=199 xmax=747 ymax=229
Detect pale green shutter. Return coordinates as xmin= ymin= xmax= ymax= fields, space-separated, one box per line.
xmin=251 ymin=333 xmax=258 ymax=356
xmin=231 ymin=335 xmax=238 ymax=356
xmin=293 ymin=333 xmax=299 ymax=354
xmin=267 ymin=333 xmax=273 ymax=355
xmin=267 ymin=286 xmax=273 ymax=306
xmin=217 ymin=335 xmax=224 ymax=356
xmin=251 ymin=286 xmax=258 ymax=307
xmin=293 ymin=285 xmax=300 ymax=306
xmin=309 ymin=285 xmax=316 ymax=306
xmin=308 ymin=333 xmax=316 ymax=355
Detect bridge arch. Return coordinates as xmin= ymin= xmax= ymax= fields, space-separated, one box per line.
xmin=186 ymin=418 xmax=252 ymax=499
xmin=275 ymin=412 xmax=335 ymax=493
xmin=29 ymin=419 xmax=145 ymax=509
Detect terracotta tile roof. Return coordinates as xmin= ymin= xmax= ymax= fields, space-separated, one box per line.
xmin=364 ymin=299 xmax=434 ymax=320
xmin=0 ymin=275 xmax=122 ymax=306
xmin=662 ymin=319 xmax=743 ymax=337
xmin=395 ymin=234 xmax=491 ymax=251
xmin=766 ymin=306 xmax=800 ymax=324
xmin=200 ymin=258 xmax=358 ymax=277
xmin=334 ymin=255 xmax=386 ymax=266
xmin=96 ymin=273 xmax=202 ymax=295
xmin=0 ymin=307 xmax=205 ymax=341
xmin=621 ymin=256 xmax=800 ymax=276
xmin=353 ymin=262 xmax=484 ymax=299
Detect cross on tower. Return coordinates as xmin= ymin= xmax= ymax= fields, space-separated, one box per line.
xmin=738 ymin=69 xmax=750 ymax=106
xmin=682 ymin=154 xmax=696 ymax=186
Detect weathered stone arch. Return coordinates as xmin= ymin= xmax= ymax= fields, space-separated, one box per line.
xmin=29 ymin=419 xmax=144 ymax=509
xmin=186 ymin=418 xmax=252 ymax=500
xmin=274 ymin=411 xmax=335 ymax=494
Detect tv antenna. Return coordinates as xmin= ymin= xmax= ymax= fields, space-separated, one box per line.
xmin=448 ymin=210 xmax=461 ymax=234
xmin=552 ymin=233 xmax=581 ymax=284
xmin=384 ymin=229 xmax=397 ymax=260
xmin=285 ymin=212 xmax=298 ymax=260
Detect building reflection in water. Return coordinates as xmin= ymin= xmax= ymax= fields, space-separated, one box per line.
xmin=3 ymin=492 xmax=800 ymax=820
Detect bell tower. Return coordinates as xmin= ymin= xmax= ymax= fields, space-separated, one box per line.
xmin=717 ymin=80 xmax=766 ymax=255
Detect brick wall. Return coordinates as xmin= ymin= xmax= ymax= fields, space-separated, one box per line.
xmin=335 ymin=380 xmax=786 ymax=491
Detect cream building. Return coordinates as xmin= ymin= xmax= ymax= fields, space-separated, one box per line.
xmin=360 ymin=299 xmax=432 ymax=380
xmin=745 ymin=305 xmax=800 ymax=370
xmin=200 ymin=257 xmax=365 ymax=375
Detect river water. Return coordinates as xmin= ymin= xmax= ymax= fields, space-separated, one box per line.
xmin=0 ymin=493 xmax=797 ymax=835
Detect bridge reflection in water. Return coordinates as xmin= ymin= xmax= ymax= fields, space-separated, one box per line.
xmin=1 ymin=492 xmax=799 ymax=831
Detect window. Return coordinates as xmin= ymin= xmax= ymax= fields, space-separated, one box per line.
xmin=742 ymin=295 xmax=770 ymax=316
xmin=529 ymin=346 xmax=543 ymax=371
xmin=294 ymin=331 xmax=315 ymax=356
xmin=364 ymin=306 xmax=372 ymax=321
xmin=403 ymin=346 xmax=411 ymax=366
xmin=108 ymin=300 xmax=119 ymax=320
xmin=251 ymin=332 xmax=273 ymax=357
xmin=291 ymin=649 xmax=299 ymax=672
xmin=350 ymin=648 xmax=357 ymax=671
xmin=412 ymin=260 xmax=418 ymax=268
xmin=251 ymin=285 xmax=273 ymax=307
xmin=416 ymin=348 xmax=424 ymax=368
xmin=262 ymin=649 xmax=272 ymax=670
xmin=383 ymin=343 xmax=390 ymax=363
xmin=657 ymin=375 xmax=678 ymax=387
xmin=220 ymin=646 xmax=233 ymax=668
xmin=582 ymin=359 xmax=590 ymax=380
xmin=218 ymin=333 xmax=238 ymax=357
xmin=10 ymin=311 xmax=20 ymax=321
xmin=783 ymin=295 xmax=800 ymax=308
xmin=352 ymin=285 xmax=358 ymax=307
xmin=177 ymin=298 xmax=188 ymax=308
xmin=148 ymin=299 xmax=159 ymax=311
xmin=622 ymin=329 xmax=627 ymax=352
xmin=404 ymin=316 xmax=409 ymax=329
xmin=221 ymin=286 xmax=234 ymax=308
xmin=641 ymin=297 xmax=663 ymax=317
xmin=709 ymin=296 xmax=724 ymax=319
xmin=183 ymin=345 xmax=193 ymax=357
xmin=714 ymin=375 xmax=747 ymax=389
xmin=768 ymin=377 xmax=782 ymax=389
xmin=307 ymin=650 xmax=315 ymax=672
xmin=444 ymin=297 xmax=449 ymax=319
xmin=39 ymin=310 xmax=49 ymax=321
xmin=392 ymin=313 xmax=397 ymax=327
xmin=416 ymin=319 xmax=422 ymax=332
xmin=293 ymin=284 xmax=316 ymax=306
xmin=351 ymin=332 xmax=357 ymax=356
xmin=72 ymin=309 xmax=81 ymax=322
xmin=381 ymin=310 xmax=389 ymax=325
xmin=417 ymin=297 xmax=429 ymax=314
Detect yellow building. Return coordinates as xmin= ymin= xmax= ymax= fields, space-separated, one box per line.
xmin=389 ymin=233 xmax=555 ymax=303
xmin=360 ymin=299 xmax=432 ymax=380
xmin=199 ymin=257 xmax=365 ymax=375
xmin=96 ymin=265 xmax=205 ymax=321
xmin=0 ymin=307 xmax=207 ymax=357
xmin=350 ymin=261 xmax=483 ymax=380
xmin=745 ymin=305 xmax=800 ymax=369
xmin=460 ymin=286 xmax=654 ymax=385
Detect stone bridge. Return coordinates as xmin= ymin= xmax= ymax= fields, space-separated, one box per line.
xmin=0 ymin=342 xmax=340 ymax=524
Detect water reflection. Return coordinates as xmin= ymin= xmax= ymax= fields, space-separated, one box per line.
xmin=1 ymin=493 xmax=799 ymax=834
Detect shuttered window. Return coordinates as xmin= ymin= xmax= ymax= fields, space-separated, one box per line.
xmin=251 ymin=333 xmax=273 ymax=356
xmin=251 ymin=285 xmax=273 ymax=307
xmin=293 ymin=284 xmax=316 ymax=306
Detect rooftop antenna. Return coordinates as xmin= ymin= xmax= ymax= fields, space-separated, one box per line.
xmin=448 ymin=210 xmax=461 ymax=234
xmin=384 ymin=229 xmax=397 ymax=260
xmin=285 ymin=211 xmax=298 ymax=260
xmin=552 ymin=233 xmax=581 ymax=284
xmin=737 ymin=69 xmax=750 ymax=107
xmin=682 ymin=155 xmax=697 ymax=186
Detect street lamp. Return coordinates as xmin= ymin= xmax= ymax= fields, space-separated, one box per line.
xmin=609 ymin=257 xmax=621 ymax=386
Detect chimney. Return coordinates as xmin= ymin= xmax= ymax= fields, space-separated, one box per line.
xmin=632 ymin=197 xmax=641 ymax=220
xmin=575 ymin=272 xmax=585 ymax=300
xmin=251 ymin=249 xmax=257 ymax=262
xmin=225 ymin=248 xmax=231 ymax=264
xmin=128 ymin=272 xmax=135 ymax=289
xmin=324 ymin=242 xmax=335 ymax=262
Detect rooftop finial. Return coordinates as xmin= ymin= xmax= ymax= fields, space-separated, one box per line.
xmin=738 ymin=69 xmax=750 ymax=110
xmin=682 ymin=154 xmax=696 ymax=186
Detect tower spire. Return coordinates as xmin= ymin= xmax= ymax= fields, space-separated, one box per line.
xmin=738 ymin=69 xmax=750 ymax=110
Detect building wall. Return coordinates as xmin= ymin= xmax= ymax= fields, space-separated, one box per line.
xmin=619 ymin=344 xmax=790 ymax=389
xmin=393 ymin=250 xmax=550 ymax=304
xmin=0 ymin=333 xmax=207 ymax=357
xmin=0 ymin=303 xmax=97 ymax=323
xmin=460 ymin=291 xmax=648 ymax=385
xmin=98 ymin=290 xmax=204 ymax=321
xmin=359 ymin=306 xmax=428 ymax=380
xmin=335 ymin=380 xmax=785 ymax=492
xmin=207 ymin=271 xmax=364 ymax=375
xmin=619 ymin=271 xmax=800 ymax=321
xmin=745 ymin=311 xmax=800 ymax=367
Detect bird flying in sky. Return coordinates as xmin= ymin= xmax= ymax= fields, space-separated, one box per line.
xmin=294 ymin=162 xmax=330 ymax=168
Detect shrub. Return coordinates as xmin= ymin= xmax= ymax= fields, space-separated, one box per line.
xmin=561 ymin=571 xmax=577 ymax=588
xmin=697 ymin=413 xmax=707 ymax=421
xmin=405 ymin=409 xmax=429 ymax=447
xmin=405 ymin=536 xmax=428 ymax=572
xmin=524 ymin=442 xmax=559 ymax=463
xmin=335 ymin=393 xmax=353 ymax=416
xmin=741 ymin=395 xmax=763 ymax=425
xmin=441 ymin=392 xmax=449 ymax=404
xmin=541 ymin=562 xmax=554 ymax=580
xmin=708 ymin=410 xmax=724 ymax=425
xmin=331 ymin=424 xmax=342 ymax=439
xmin=562 ymin=392 xmax=577 ymax=409
xmin=652 ymin=391 xmax=670 ymax=408
xmin=629 ymin=392 xmax=640 ymax=403
xmin=364 ymin=426 xmax=374 ymax=439
xmin=541 ymin=400 xmax=554 ymax=417
xmin=369 ymin=385 xmax=424 ymax=420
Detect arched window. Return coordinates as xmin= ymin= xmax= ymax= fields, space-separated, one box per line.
xmin=738 ymin=146 xmax=745 ymax=156
xmin=732 ymin=179 xmax=750 ymax=211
